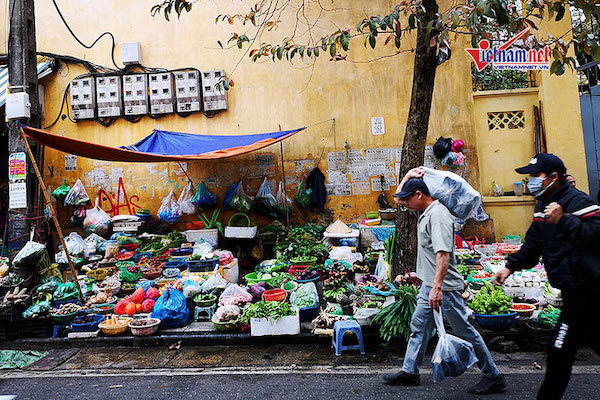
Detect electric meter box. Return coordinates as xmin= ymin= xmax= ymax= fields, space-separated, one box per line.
xmin=6 ymin=92 xmax=31 ymax=120
xmin=122 ymin=42 xmax=142 ymax=65
xmin=96 ymin=76 xmax=122 ymax=117
xmin=174 ymin=70 xmax=201 ymax=113
xmin=149 ymin=72 xmax=175 ymax=115
xmin=201 ymin=70 xmax=228 ymax=112
xmin=123 ymin=74 xmax=148 ymax=116
xmin=70 ymin=77 xmax=96 ymax=120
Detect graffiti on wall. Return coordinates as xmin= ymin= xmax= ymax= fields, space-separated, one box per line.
xmin=97 ymin=177 xmax=141 ymax=216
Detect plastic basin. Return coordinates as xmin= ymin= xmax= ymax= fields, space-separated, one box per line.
xmin=473 ymin=312 xmax=517 ymax=331
xmin=298 ymin=304 xmax=320 ymax=322
xmin=129 ymin=317 xmax=161 ymax=336
xmin=71 ymin=314 xmax=105 ymax=332
xmin=263 ymin=289 xmax=286 ymax=302
xmin=244 ymin=272 xmax=273 ymax=286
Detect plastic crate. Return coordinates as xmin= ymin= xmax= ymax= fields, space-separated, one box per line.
xmin=187 ymin=258 xmax=219 ymax=273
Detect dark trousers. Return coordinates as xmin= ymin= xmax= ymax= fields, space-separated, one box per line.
xmin=537 ymin=289 xmax=600 ymax=400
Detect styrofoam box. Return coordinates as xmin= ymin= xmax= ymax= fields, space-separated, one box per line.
xmin=224 ymin=226 xmax=257 ymax=239
xmin=184 ymin=229 xmax=218 ymax=247
xmin=250 ymin=311 xmax=300 ymax=336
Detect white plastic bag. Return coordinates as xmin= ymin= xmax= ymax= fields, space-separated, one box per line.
xmin=13 ymin=241 xmax=46 ymax=267
xmin=212 ymin=304 xmax=241 ymax=323
xmin=182 ymin=278 xmax=203 ymax=299
xmin=83 ymin=199 xmax=111 ymax=236
xmin=178 ymin=183 xmax=197 ymax=215
xmin=255 ymin=177 xmax=278 ymax=217
xmin=64 ymin=179 xmax=90 ymax=206
xmin=158 ymin=190 xmax=182 ymax=223
xmin=64 ymin=232 xmax=87 ymax=257
xmin=422 ymin=167 xmax=482 ymax=220
xmin=375 ymin=253 xmax=392 ymax=281
xmin=85 ymin=233 xmax=107 ymax=252
xmin=201 ymin=269 xmax=228 ymax=293
xmin=431 ymin=309 xmax=478 ymax=382
xmin=290 ymin=282 xmax=319 ymax=308
xmin=276 ymin=181 xmax=293 ymax=217
xmin=192 ymin=241 xmax=214 ymax=258
xmin=219 ymin=284 xmax=253 ymax=306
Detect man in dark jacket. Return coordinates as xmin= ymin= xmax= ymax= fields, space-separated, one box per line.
xmin=492 ymin=153 xmax=600 ymax=400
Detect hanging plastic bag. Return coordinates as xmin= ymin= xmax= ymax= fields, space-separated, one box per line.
xmin=422 ymin=167 xmax=481 ymax=220
xmin=431 ymin=309 xmax=478 ymax=382
xmin=223 ymin=181 xmax=239 ymax=211
xmin=83 ymin=199 xmax=111 ymax=236
xmin=276 ymin=181 xmax=293 ymax=218
xmin=191 ymin=182 xmax=217 ymax=210
xmin=64 ymin=232 xmax=87 ymax=257
xmin=151 ymin=287 xmax=190 ymax=328
xmin=254 ymin=178 xmax=279 ymax=218
xmin=230 ymin=181 xmax=253 ymax=213
xmin=201 ymin=270 xmax=228 ymax=294
xmin=13 ymin=241 xmax=46 ymax=268
xmin=219 ymin=284 xmax=253 ymax=306
xmin=295 ymin=179 xmax=312 ymax=208
xmin=433 ymin=137 xmax=453 ymax=159
xmin=290 ymin=282 xmax=319 ymax=308
xmin=52 ymin=181 xmax=70 ymax=202
xmin=158 ymin=190 xmax=182 ymax=223
xmin=178 ymin=183 xmax=197 ymax=215
xmin=64 ymin=179 xmax=90 ymax=206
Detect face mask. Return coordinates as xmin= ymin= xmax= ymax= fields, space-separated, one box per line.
xmin=527 ymin=175 xmax=555 ymax=198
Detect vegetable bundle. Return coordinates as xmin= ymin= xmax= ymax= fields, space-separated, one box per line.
xmin=240 ymin=301 xmax=296 ymax=323
xmin=371 ymin=285 xmax=418 ymax=342
xmin=469 ymin=282 xmax=512 ymax=315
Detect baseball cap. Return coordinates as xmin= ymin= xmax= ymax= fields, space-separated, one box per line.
xmin=515 ymin=153 xmax=567 ymax=176
xmin=393 ymin=178 xmax=430 ymax=198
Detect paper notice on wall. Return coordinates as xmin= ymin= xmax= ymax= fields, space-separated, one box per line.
xmin=367 ymin=161 xmax=387 ymax=176
xmin=325 ymin=183 xmax=335 ymax=195
xmin=293 ymin=160 xmax=315 ymax=172
xmin=328 ymin=171 xmax=349 ymax=184
xmin=327 ymin=151 xmax=346 ymax=171
xmin=349 ymin=167 xmax=369 ymax=182
xmin=371 ymin=177 xmax=391 ymax=192
xmin=334 ymin=183 xmax=352 ymax=196
xmin=85 ymin=168 xmax=110 ymax=190
xmin=395 ymin=148 xmax=403 ymax=163
xmin=366 ymin=148 xmax=392 ymax=163
xmin=111 ymin=167 xmax=124 ymax=185
xmin=9 ymin=181 xmax=27 ymax=209
xmin=352 ymin=181 xmax=371 ymax=195
xmin=8 ymin=152 xmax=26 ymax=181
xmin=256 ymin=154 xmax=274 ymax=166
xmin=65 ymin=154 xmax=77 ymax=171
xmin=371 ymin=117 xmax=385 ymax=135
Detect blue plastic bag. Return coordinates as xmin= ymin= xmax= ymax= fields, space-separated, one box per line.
xmin=223 ymin=181 xmax=240 ymax=211
xmin=151 ymin=287 xmax=190 ymax=328
xmin=191 ymin=182 xmax=217 ymax=210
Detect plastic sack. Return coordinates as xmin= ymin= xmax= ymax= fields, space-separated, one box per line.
xmin=52 ymin=181 xmax=70 ymax=201
xmin=53 ymin=282 xmax=79 ymax=301
xmin=35 ymin=280 xmax=61 ymax=294
xmin=433 ymin=137 xmax=453 ymax=159
xmin=219 ymin=284 xmax=253 ymax=306
xmin=13 ymin=241 xmax=46 ymax=268
xmin=276 ymin=181 xmax=293 ymax=218
xmin=254 ymin=178 xmax=279 ymax=218
xmin=223 ymin=181 xmax=239 ymax=211
xmin=201 ymin=270 xmax=228 ymax=294
xmin=178 ymin=183 xmax=197 ymax=215
xmin=193 ymin=241 xmax=214 ymax=257
xmin=230 ymin=181 xmax=253 ymax=213
xmin=290 ymin=282 xmax=319 ymax=308
xmin=431 ymin=309 xmax=478 ymax=382
xmin=375 ymin=253 xmax=392 ymax=281
xmin=295 ymin=179 xmax=312 ymax=208
xmin=64 ymin=179 xmax=90 ymax=206
xmin=213 ymin=304 xmax=241 ymax=323
xmin=64 ymin=232 xmax=87 ymax=257
xmin=182 ymin=279 xmax=203 ymax=299
xmin=422 ymin=167 xmax=482 ymax=220
xmin=22 ymin=301 xmax=51 ymax=319
xmin=158 ymin=190 xmax=182 ymax=223
xmin=151 ymin=287 xmax=190 ymax=328
xmin=85 ymin=233 xmax=107 ymax=252
xmin=191 ymin=182 xmax=217 ymax=210
xmin=83 ymin=199 xmax=111 ymax=236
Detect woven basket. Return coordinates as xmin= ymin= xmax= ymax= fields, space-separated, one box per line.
xmin=99 ymin=317 xmax=132 ymax=336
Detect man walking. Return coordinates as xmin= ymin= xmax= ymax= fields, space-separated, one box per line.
xmin=493 ymin=153 xmax=600 ymax=400
xmin=383 ymin=167 xmax=506 ymax=395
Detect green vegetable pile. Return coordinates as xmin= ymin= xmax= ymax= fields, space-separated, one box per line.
xmin=538 ymin=305 xmax=561 ymax=328
xmin=469 ymin=282 xmax=512 ymax=315
xmin=240 ymin=301 xmax=296 ymax=323
xmin=139 ymin=231 xmax=186 ymax=256
xmin=273 ymin=224 xmax=328 ymax=262
xmin=457 ymin=264 xmax=469 ymax=277
xmin=383 ymin=230 xmax=395 ymax=264
xmin=371 ymin=285 xmax=418 ymax=342
xmin=269 ymin=272 xmax=295 ymax=288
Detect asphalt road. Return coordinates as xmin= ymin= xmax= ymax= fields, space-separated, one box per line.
xmin=1 ymin=369 xmax=599 ymax=400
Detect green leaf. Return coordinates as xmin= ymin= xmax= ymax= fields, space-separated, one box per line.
xmin=369 ymin=34 xmax=376 ymax=49
xmin=395 ymin=36 xmax=401 ymax=49
xmin=330 ymin=43 xmax=337 ymax=57
xmin=307 ymin=47 xmax=312 ymax=57
xmin=277 ymin=47 xmax=284 ymax=60
xmin=315 ymin=47 xmax=320 ymax=57
xmin=425 ymin=20 xmax=434 ymax=36
xmin=299 ymin=47 xmax=305 ymax=57
xmin=290 ymin=48 xmax=298 ymax=60
xmin=408 ymin=14 xmax=416 ymax=29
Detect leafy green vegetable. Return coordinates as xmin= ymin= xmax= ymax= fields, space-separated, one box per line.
xmin=469 ymin=282 xmax=512 ymax=315
xmin=371 ymin=285 xmax=418 ymax=342
xmin=273 ymin=224 xmax=328 ymax=262
xmin=538 ymin=305 xmax=561 ymax=328
xmin=240 ymin=301 xmax=296 ymax=323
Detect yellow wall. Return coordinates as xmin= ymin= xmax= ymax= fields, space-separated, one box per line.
xmin=16 ymin=0 xmax=587 ymax=237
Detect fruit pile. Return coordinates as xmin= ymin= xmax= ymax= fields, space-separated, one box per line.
xmin=114 ymin=286 xmax=160 ymax=316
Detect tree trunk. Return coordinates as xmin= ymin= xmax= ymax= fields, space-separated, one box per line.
xmin=392 ymin=0 xmax=439 ymax=277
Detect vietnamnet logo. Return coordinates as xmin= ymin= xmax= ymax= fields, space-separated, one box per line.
xmin=466 ymin=28 xmax=551 ymax=71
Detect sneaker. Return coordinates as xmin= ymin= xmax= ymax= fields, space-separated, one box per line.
xmin=467 ymin=374 xmax=507 ymax=395
xmin=382 ymin=371 xmax=421 ymax=386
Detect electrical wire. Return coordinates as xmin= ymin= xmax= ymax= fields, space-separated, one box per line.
xmin=43 ymin=85 xmax=71 ymax=129
xmin=51 ymin=0 xmax=121 ymax=70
